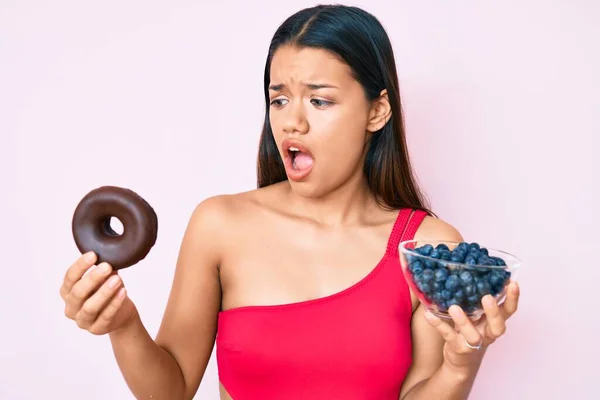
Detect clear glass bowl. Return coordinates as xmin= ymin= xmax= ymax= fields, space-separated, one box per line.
xmin=399 ymin=240 xmax=521 ymax=321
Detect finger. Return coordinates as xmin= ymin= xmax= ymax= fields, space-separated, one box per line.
xmin=89 ymin=288 xmax=128 ymax=335
xmin=448 ymin=305 xmax=483 ymax=351
xmin=75 ymin=275 xmax=123 ymax=329
xmin=65 ymin=262 xmax=113 ymax=318
xmin=60 ymin=251 xmax=97 ymax=299
xmin=501 ymin=281 xmax=520 ymax=318
xmin=424 ymin=311 xmax=460 ymax=344
xmin=482 ymin=295 xmax=506 ymax=340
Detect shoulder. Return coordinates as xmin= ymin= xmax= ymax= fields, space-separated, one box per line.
xmin=185 ymin=183 xmax=284 ymax=240
xmin=186 ymin=194 xmax=235 ymax=232
xmin=414 ymin=213 xmax=464 ymax=243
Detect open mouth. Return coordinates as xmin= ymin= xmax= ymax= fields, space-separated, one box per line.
xmin=282 ymin=139 xmax=314 ymax=180
xmin=288 ymin=146 xmax=312 ymax=171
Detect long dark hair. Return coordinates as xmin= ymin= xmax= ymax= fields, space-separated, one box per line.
xmin=257 ymin=4 xmax=432 ymax=215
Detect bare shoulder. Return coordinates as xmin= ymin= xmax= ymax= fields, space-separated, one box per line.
xmin=415 ymin=214 xmax=464 ymax=243
xmin=185 ymin=184 xmax=280 ymax=246
xmin=182 ymin=194 xmax=236 ymax=259
xmin=188 ymin=193 xmax=239 ymax=230
xmin=190 ymin=185 xmax=278 ymax=219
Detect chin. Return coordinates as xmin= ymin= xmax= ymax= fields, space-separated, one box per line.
xmin=287 ymin=178 xmax=331 ymax=199
xmin=287 ymin=175 xmax=346 ymax=200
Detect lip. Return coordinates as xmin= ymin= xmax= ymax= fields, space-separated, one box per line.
xmin=281 ymin=138 xmax=313 ymax=156
xmin=281 ymin=138 xmax=314 ymax=182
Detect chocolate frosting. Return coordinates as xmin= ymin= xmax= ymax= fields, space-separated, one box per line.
xmin=72 ymin=186 xmax=158 ymax=270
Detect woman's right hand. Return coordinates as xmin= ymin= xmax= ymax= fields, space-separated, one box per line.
xmin=60 ymin=251 xmax=138 ymax=335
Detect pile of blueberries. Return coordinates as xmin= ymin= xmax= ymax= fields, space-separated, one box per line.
xmin=406 ymin=242 xmax=512 ymax=313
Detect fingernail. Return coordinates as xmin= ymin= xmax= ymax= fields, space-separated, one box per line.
xmin=108 ymin=275 xmax=120 ymax=288
xmin=84 ymin=251 xmax=96 ymax=263
xmin=449 ymin=305 xmax=461 ymax=317
xmin=424 ymin=311 xmax=435 ymax=321
xmin=98 ymin=263 xmax=111 ymax=273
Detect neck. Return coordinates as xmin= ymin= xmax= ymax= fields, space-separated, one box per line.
xmin=284 ymin=171 xmax=379 ymax=227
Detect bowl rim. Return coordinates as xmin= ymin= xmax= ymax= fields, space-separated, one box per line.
xmin=398 ymin=239 xmax=522 ymax=270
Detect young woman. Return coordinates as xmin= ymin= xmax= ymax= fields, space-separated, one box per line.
xmin=60 ymin=5 xmax=520 ymax=400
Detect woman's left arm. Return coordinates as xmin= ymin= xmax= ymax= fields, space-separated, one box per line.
xmin=399 ymin=218 xmax=521 ymax=400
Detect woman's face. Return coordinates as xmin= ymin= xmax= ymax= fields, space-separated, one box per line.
xmin=268 ymin=44 xmax=390 ymax=199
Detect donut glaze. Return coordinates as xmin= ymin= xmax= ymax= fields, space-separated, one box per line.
xmin=71 ymin=186 xmax=158 ymax=270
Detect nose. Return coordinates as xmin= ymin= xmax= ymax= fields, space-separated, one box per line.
xmin=282 ymin=100 xmax=309 ymax=135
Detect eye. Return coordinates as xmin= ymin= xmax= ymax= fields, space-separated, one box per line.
xmin=311 ymin=98 xmax=333 ymax=108
xmin=270 ymin=98 xmax=288 ymax=107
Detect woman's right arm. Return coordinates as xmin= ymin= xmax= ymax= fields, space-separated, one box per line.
xmin=62 ymin=196 xmax=227 ymax=400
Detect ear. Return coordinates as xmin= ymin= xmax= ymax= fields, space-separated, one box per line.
xmin=367 ymin=89 xmax=392 ymax=133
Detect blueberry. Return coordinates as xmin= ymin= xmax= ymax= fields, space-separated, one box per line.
xmin=475 ymin=269 xmax=490 ymax=279
xmin=468 ymin=243 xmax=481 ymax=252
xmin=444 ymin=275 xmax=460 ymax=292
xmin=436 ymin=244 xmax=450 ymax=252
xmin=447 ymin=298 xmax=461 ymax=309
xmin=441 ymin=289 xmax=453 ymax=300
xmin=419 ymin=244 xmax=433 ymax=256
xmin=464 ymin=283 xmax=476 ymax=296
xmin=467 ymin=294 xmax=480 ymax=304
xmin=409 ymin=260 xmax=424 ymax=274
xmin=491 ymin=256 xmax=507 ymax=266
xmin=465 ymin=255 xmax=477 ymax=265
xmin=456 ymin=242 xmax=469 ymax=252
xmin=450 ymin=253 xmax=465 ymax=263
xmin=464 ymin=304 xmax=477 ymax=313
xmin=453 ymin=246 xmax=466 ymax=255
xmin=413 ymin=241 xmax=513 ymax=316
xmin=421 ymin=268 xmax=434 ymax=283
xmin=468 ymin=248 xmax=480 ymax=255
xmin=488 ymin=270 xmax=506 ymax=289
xmin=431 ymin=292 xmax=444 ymax=305
xmin=459 ymin=270 xmax=474 ymax=285
xmin=417 ymin=281 xmax=432 ymax=294
xmin=440 ymin=250 xmax=452 ymax=261
xmin=454 ymin=288 xmax=466 ymax=302
xmin=476 ymin=280 xmax=491 ymax=296
xmin=434 ymin=268 xmax=449 ymax=282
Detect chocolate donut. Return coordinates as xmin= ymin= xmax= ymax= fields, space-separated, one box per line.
xmin=71 ymin=186 xmax=158 ymax=270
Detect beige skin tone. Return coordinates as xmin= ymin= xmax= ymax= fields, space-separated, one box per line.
xmin=60 ymin=45 xmax=520 ymax=400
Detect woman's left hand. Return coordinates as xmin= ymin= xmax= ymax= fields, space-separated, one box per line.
xmin=424 ymin=280 xmax=520 ymax=371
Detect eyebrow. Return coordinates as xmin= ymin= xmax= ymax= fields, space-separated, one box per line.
xmin=268 ymin=83 xmax=339 ymax=91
